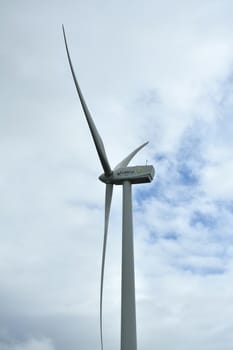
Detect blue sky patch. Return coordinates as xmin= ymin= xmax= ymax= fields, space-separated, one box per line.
xmin=177 ymin=164 xmax=198 ymax=186
xmin=164 ymin=232 xmax=179 ymax=240
xmin=181 ymin=264 xmax=225 ymax=276
xmin=190 ymin=210 xmax=217 ymax=229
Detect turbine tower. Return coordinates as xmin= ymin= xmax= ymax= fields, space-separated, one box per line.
xmin=62 ymin=26 xmax=155 ymax=350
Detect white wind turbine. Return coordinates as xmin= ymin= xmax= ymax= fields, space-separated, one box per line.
xmin=62 ymin=26 xmax=155 ymax=350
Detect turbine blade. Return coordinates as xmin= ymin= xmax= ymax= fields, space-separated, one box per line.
xmin=62 ymin=25 xmax=112 ymax=176
xmin=114 ymin=141 xmax=149 ymax=169
xmin=100 ymin=183 xmax=113 ymax=350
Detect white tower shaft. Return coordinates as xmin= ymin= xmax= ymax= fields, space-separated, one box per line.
xmin=121 ymin=181 xmax=137 ymax=350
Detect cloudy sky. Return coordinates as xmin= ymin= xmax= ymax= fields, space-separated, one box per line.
xmin=1 ymin=0 xmax=233 ymax=349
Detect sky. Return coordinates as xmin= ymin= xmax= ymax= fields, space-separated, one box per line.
xmin=1 ymin=0 xmax=233 ymax=349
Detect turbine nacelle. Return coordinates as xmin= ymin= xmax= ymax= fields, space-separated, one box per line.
xmin=99 ymin=165 xmax=155 ymax=185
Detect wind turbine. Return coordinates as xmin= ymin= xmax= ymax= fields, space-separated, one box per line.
xmin=62 ymin=26 xmax=155 ymax=350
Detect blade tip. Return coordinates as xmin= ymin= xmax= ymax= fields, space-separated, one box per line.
xmin=62 ymin=24 xmax=66 ymax=38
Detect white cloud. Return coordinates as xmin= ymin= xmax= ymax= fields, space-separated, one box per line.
xmin=1 ymin=0 xmax=233 ymax=349
xmin=0 ymin=339 xmax=54 ymax=350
